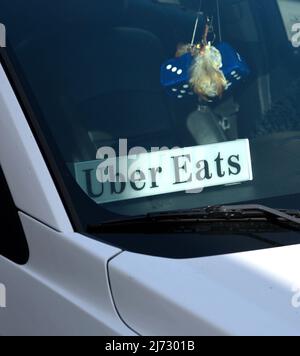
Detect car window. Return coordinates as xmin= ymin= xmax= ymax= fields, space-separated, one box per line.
xmin=1 ymin=0 xmax=300 ymax=230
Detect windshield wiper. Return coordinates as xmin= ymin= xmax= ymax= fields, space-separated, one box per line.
xmin=87 ymin=204 xmax=300 ymax=234
xmin=208 ymin=204 xmax=300 ymax=225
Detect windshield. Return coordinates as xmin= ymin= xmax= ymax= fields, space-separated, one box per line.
xmin=1 ymin=0 xmax=300 ymax=229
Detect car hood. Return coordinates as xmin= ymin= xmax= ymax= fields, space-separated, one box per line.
xmin=108 ymin=244 xmax=300 ymax=336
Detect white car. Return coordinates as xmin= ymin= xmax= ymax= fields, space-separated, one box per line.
xmin=1 ymin=0 xmax=300 ymax=336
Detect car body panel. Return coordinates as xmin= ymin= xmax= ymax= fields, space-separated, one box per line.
xmin=0 ymin=213 xmax=134 ymax=336
xmin=109 ymin=247 xmax=300 ymax=336
xmin=0 ymin=64 xmax=72 ymax=232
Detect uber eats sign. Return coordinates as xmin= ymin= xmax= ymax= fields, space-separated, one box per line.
xmin=72 ymin=139 xmax=253 ymax=204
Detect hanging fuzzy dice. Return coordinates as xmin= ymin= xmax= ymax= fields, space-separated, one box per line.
xmin=160 ymin=51 xmax=195 ymax=99
xmin=161 ymin=42 xmax=250 ymax=101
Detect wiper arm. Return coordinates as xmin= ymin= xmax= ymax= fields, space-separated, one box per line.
xmin=87 ymin=204 xmax=300 ymax=234
xmin=219 ymin=204 xmax=300 ymax=225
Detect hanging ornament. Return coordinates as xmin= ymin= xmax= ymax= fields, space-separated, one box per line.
xmin=160 ymin=1 xmax=250 ymax=102
xmin=176 ymin=16 xmax=227 ymax=101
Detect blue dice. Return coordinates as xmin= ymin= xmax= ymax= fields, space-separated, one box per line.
xmin=160 ymin=52 xmax=195 ymax=99
xmin=217 ymin=42 xmax=250 ymax=92
xmin=161 ymin=42 xmax=250 ymax=99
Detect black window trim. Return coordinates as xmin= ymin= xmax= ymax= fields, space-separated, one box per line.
xmin=0 ymin=165 xmax=29 ymax=264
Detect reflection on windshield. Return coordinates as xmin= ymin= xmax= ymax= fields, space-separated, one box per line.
xmin=2 ymin=0 xmax=300 ymax=225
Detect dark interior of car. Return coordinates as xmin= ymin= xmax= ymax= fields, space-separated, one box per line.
xmin=7 ymin=0 xmax=292 ymax=153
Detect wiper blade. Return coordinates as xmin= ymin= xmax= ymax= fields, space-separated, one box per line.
xmin=217 ymin=204 xmax=300 ymax=225
xmin=87 ymin=204 xmax=300 ymax=234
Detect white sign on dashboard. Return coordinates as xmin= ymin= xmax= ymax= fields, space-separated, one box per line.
xmin=72 ymin=139 xmax=253 ymax=204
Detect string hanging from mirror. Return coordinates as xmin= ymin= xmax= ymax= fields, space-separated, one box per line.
xmin=175 ymin=1 xmax=227 ymax=101
xmin=160 ymin=0 xmax=250 ymax=102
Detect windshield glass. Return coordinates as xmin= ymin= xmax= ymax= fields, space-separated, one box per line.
xmin=1 ymin=0 xmax=300 ymax=229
